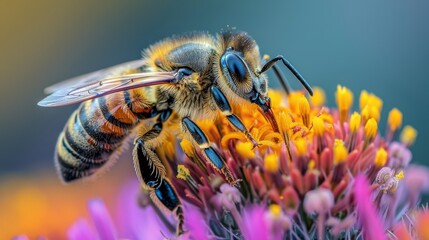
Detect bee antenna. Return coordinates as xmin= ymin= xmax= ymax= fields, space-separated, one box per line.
xmin=259 ymin=55 xmax=313 ymax=96
xmin=271 ymin=63 xmax=291 ymax=95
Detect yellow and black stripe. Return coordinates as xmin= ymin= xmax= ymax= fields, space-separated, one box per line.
xmin=56 ymin=90 xmax=157 ymax=182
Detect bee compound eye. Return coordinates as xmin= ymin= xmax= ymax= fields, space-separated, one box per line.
xmin=223 ymin=53 xmax=247 ymax=82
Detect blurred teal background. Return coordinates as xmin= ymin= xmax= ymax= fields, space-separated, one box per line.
xmin=0 ymin=1 xmax=428 ymax=179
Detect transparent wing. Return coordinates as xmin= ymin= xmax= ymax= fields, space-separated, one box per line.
xmin=44 ymin=59 xmax=147 ymax=94
xmin=38 ymin=71 xmax=176 ymax=107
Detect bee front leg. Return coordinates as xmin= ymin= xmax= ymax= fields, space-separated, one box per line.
xmin=182 ymin=117 xmax=239 ymax=186
xmin=210 ymin=85 xmax=259 ymax=147
xmin=133 ymin=110 xmax=184 ymax=235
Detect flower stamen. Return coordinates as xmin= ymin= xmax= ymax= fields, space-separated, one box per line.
xmin=364 ymin=118 xmax=378 ymax=149
xmin=348 ymin=112 xmax=361 ymax=151
xmin=388 ymin=108 xmax=402 ymax=133
xmin=400 ymin=125 xmax=417 ymax=147
xmin=336 ymin=85 xmax=353 ymax=123
xmin=298 ymin=96 xmax=311 ymax=127
xmin=310 ymin=87 xmax=326 ymax=108
xmin=332 ymin=140 xmax=348 ymax=184
xmin=265 ymin=153 xmax=280 ymax=173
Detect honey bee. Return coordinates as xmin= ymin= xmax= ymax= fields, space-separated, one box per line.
xmin=38 ymin=31 xmax=313 ymax=234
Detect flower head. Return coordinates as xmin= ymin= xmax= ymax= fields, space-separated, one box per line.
xmin=17 ymin=86 xmax=425 ymax=239
xmin=154 ymin=86 xmax=424 ymax=239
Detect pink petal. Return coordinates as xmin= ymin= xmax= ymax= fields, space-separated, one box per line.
xmin=354 ymin=175 xmax=386 ymax=240
xmin=12 ymin=236 xmax=30 ymax=240
xmin=88 ymin=199 xmax=117 ymax=240
xmin=67 ymin=219 xmax=97 ymax=240
xmin=116 ymin=180 xmax=173 ymax=240
xmin=184 ymin=204 xmax=210 ymax=240
xmin=239 ymin=206 xmax=270 ymax=240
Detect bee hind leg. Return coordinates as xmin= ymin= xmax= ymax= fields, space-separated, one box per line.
xmin=151 ymin=179 xmax=185 ymax=235
xmin=133 ymin=110 xmax=184 ymax=235
xmin=182 ymin=117 xmax=239 ymax=187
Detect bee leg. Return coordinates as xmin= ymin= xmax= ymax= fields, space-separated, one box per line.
xmin=182 ymin=117 xmax=239 ymax=186
xmin=133 ymin=110 xmax=185 ymax=235
xmin=210 ymin=85 xmax=259 ymax=148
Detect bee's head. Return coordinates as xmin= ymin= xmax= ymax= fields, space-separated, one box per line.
xmin=217 ymin=32 xmax=268 ymax=102
xmin=216 ymin=32 xmax=279 ymax=132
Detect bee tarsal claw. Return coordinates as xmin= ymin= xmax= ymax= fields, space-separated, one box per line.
xmin=231 ymin=178 xmax=243 ymax=188
xmin=251 ymin=140 xmax=261 ymax=150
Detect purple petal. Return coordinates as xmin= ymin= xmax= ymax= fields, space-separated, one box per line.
xmin=67 ymin=218 xmax=97 ymax=240
xmin=88 ymin=199 xmax=117 ymax=240
xmin=404 ymin=165 xmax=429 ymax=206
xmin=12 ymin=236 xmax=29 ymax=240
xmin=388 ymin=142 xmax=412 ymax=169
xmin=239 ymin=206 xmax=270 ymax=240
xmin=184 ymin=204 xmax=210 ymax=240
xmin=116 ymin=180 xmax=173 ymax=239
xmin=354 ymin=175 xmax=386 ymax=240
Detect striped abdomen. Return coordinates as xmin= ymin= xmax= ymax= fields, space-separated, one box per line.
xmin=56 ymin=90 xmax=157 ymax=182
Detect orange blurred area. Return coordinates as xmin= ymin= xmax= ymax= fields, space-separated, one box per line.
xmin=0 ymin=160 xmax=135 ymax=239
xmin=416 ymin=210 xmax=429 ymax=240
